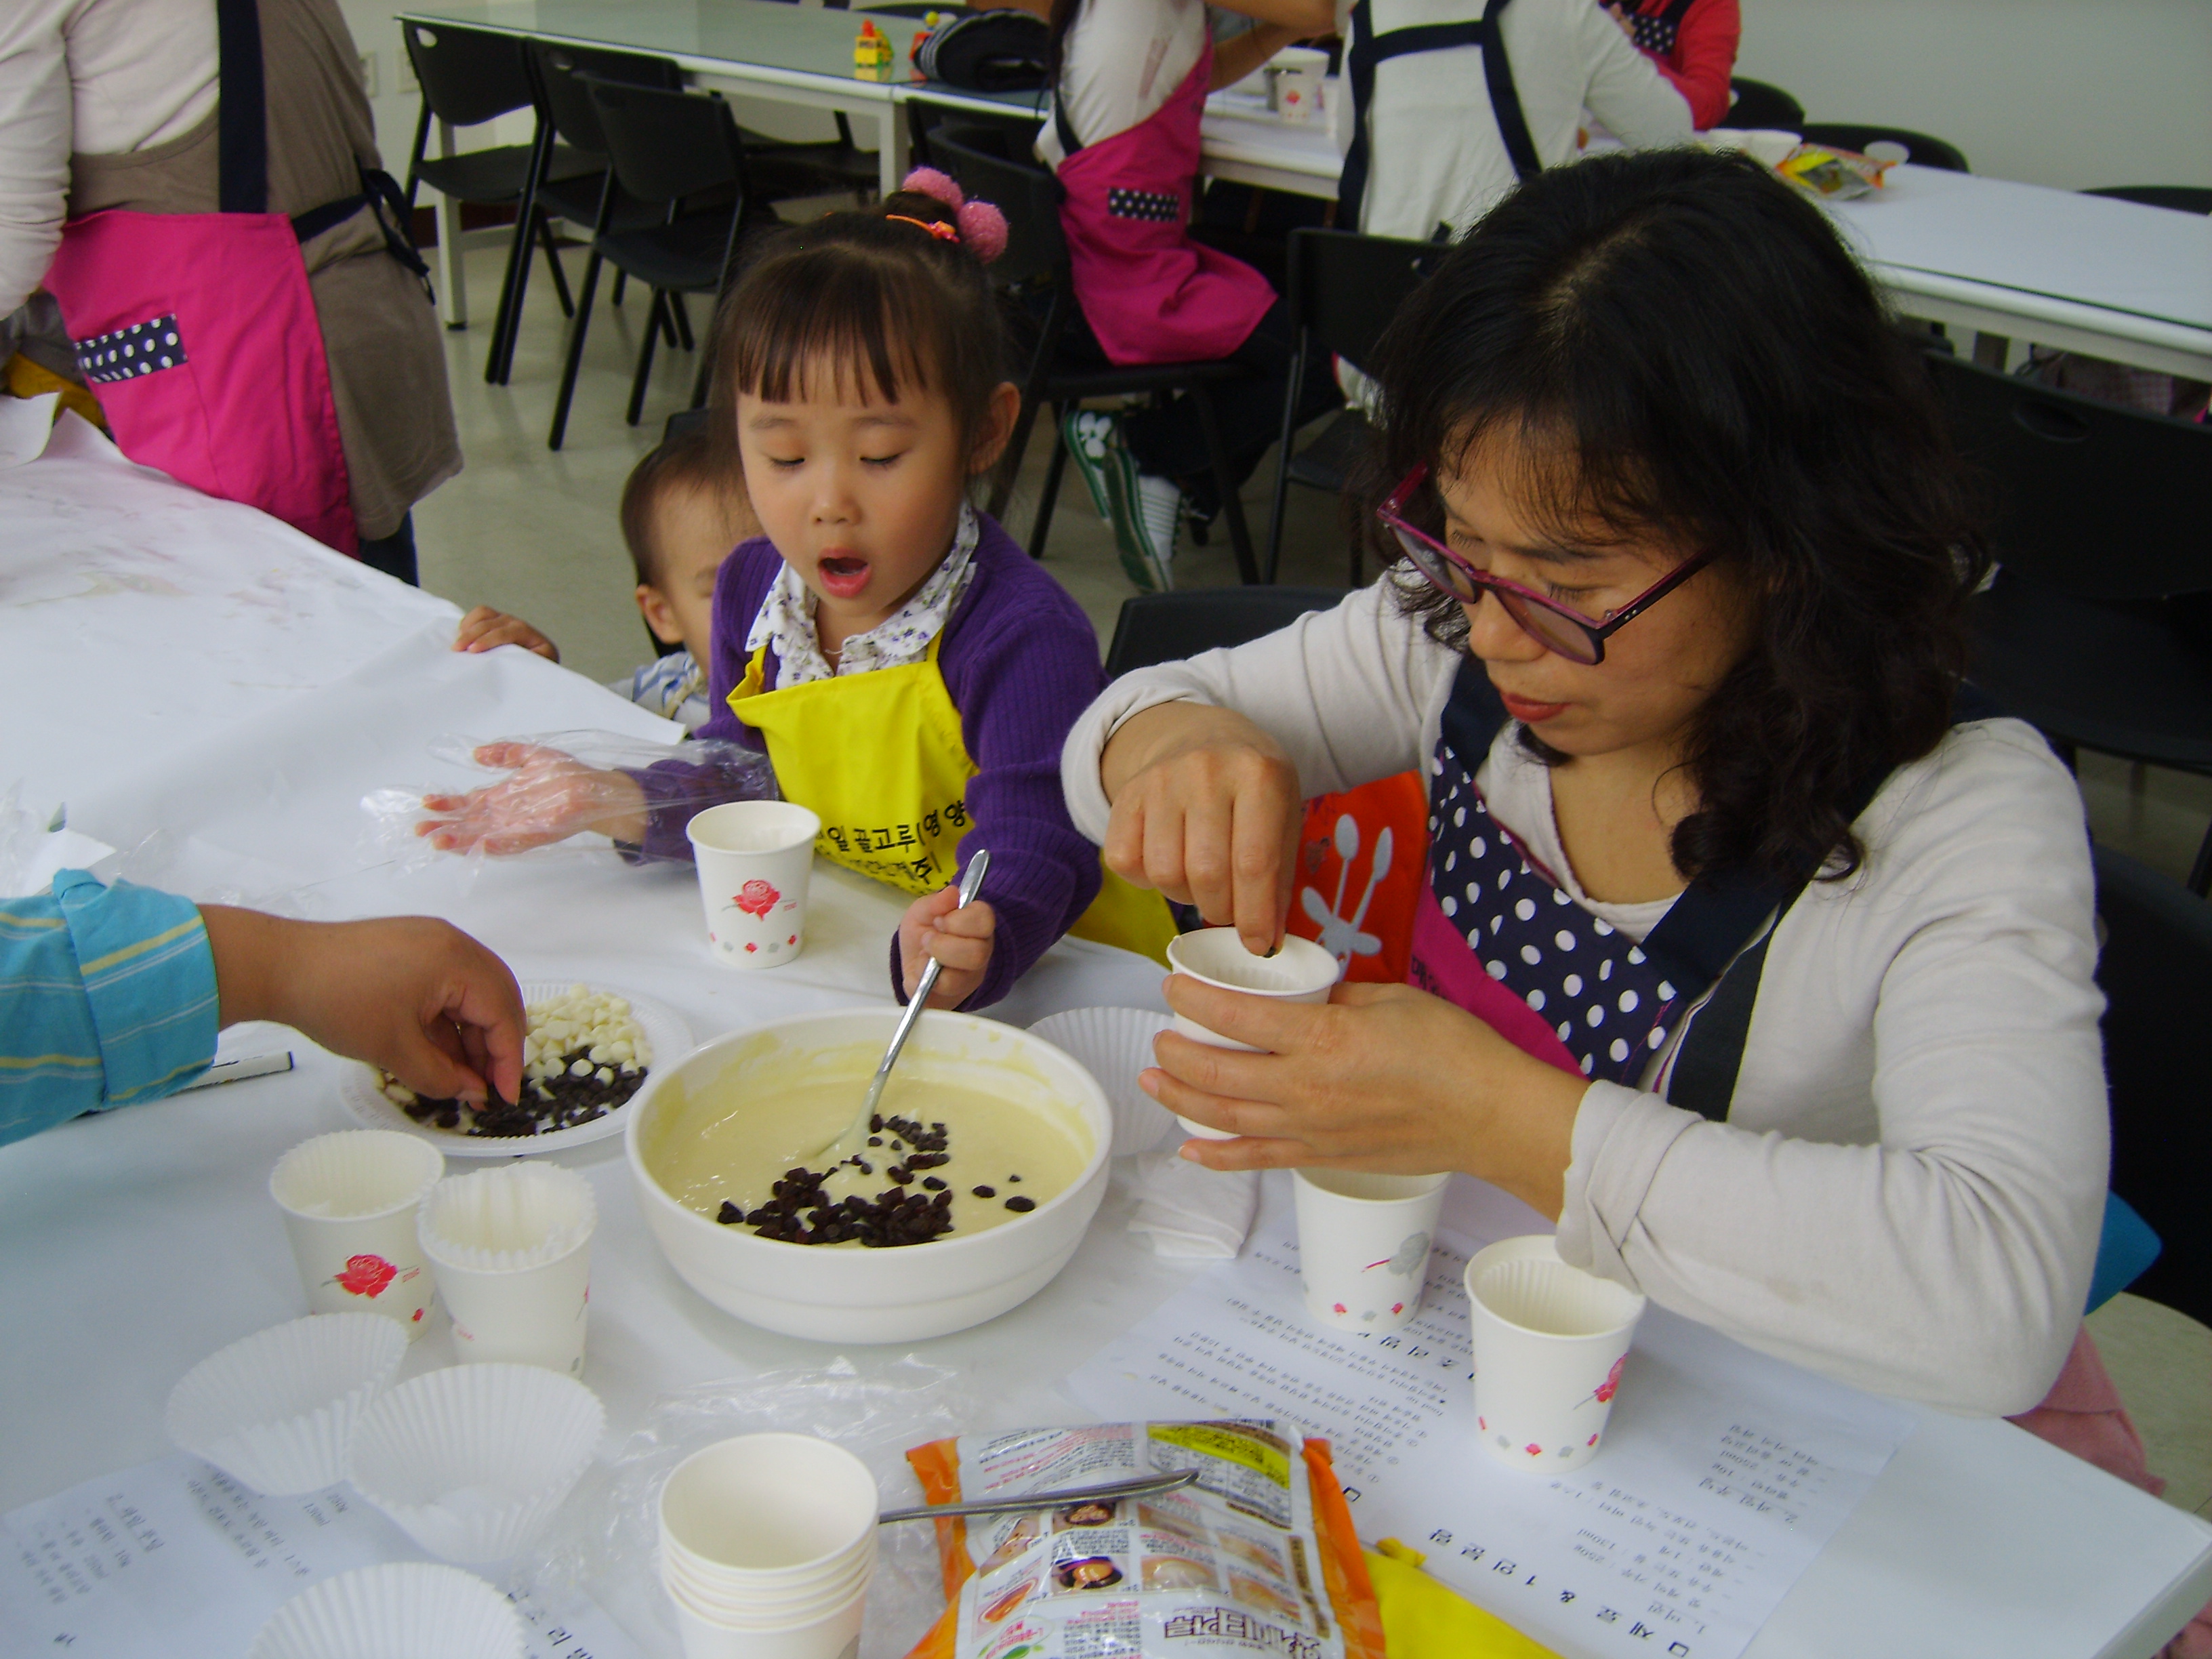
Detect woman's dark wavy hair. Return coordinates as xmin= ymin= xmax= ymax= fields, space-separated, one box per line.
xmin=710 ymin=189 xmax=1011 ymax=468
xmin=1359 ymin=148 xmax=1988 ymax=884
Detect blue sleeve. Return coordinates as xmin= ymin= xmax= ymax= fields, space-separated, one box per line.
xmin=0 ymin=871 xmax=218 ymax=1149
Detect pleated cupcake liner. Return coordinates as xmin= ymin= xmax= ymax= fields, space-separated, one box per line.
xmin=247 ymin=1562 xmax=522 ymax=1659
xmin=271 ymin=1130 xmax=444 ymax=1221
xmin=1026 ymin=1006 xmax=1176 ymax=1154
xmin=165 ymin=1314 xmax=407 ymax=1496
xmin=348 ymin=1362 xmax=604 ymax=1563
xmin=418 ymin=1163 xmax=597 ymax=1272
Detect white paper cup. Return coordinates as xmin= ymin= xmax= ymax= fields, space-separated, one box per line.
xmin=1164 ymin=930 xmax=1341 ymax=1138
xmin=248 ymin=1562 xmax=524 ymax=1659
xmin=269 ymin=1132 xmax=445 ymax=1338
xmin=419 ymin=1164 xmax=596 ymax=1376
xmin=687 ymin=801 xmax=820 ymax=968
xmin=1465 ymin=1234 xmax=1647 ymax=1473
xmin=1266 ymin=45 xmax=1328 ymax=122
xmin=1292 ymin=1170 xmax=1449 ymax=1332
xmin=665 ymin=1544 xmax=875 ymax=1623
xmin=348 ymin=1363 xmax=605 ymax=1563
xmin=165 ymin=1314 xmax=407 ymax=1496
xmin=659 ymin=1435 xmax=879 ymax=1604
xmin=668 ymin=1574 xmax=868 ymax=1659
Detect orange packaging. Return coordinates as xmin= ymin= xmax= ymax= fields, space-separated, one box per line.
xmin=901 ymin=1420 xmax=1384 ymax=1659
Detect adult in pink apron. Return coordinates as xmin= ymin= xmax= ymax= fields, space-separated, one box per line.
xmin=1051 ymin=40 xmax=1275 ymax=367
xmin=41 ymin=0 xmax=433 ymax=556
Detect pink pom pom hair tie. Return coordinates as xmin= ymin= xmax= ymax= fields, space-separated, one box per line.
xmin=895 ymin=167 xmax=1010 ymax=264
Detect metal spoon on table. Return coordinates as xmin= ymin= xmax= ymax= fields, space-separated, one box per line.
xmin=878 ymin=1467 xmax=1195 ymax=1525
xmin=808 ymin=848 xmax=990 ymax=1164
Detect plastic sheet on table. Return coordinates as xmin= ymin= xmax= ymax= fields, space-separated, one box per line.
xmin=514 ymin=1357 xmax=986 ymax=1659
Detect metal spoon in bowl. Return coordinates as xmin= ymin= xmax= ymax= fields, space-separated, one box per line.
xmin=878 ymin=1467 xmax=1196 ymax=1525
xmin=808 ymin=848 xmax=990 ymax=1164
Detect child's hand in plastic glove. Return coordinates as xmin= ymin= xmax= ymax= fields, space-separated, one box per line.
xmin=419 ymin=742 xmax=649 ymax=853
xmin=453 ymin=606 xmax=560 ymax=661
xmin=899 ymin=883 xmax=998 ymax=1010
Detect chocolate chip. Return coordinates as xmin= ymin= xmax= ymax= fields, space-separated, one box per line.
xmin=717 ymin=1201 xmax=743 ymax=1225
xmin=922 ymin=1176 xmax=946 ymax=1191
xmin=972 ymin=1185 xmax=995 ymax=1198
xmin=1008 ymin=1173 xmax=1021 ymax=1182
xmin=1005 ymin=1195 xmax=1036 ymax=1212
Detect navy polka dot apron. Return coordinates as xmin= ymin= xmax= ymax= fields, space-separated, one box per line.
xmin=1626 ymin=0 xmax=1698 ymax=58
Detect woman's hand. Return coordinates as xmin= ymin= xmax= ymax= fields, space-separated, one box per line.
xmin=1139 ymin=976 xmax=1589 ymax=1219
xmin=1099 ymin=702 xmax=1304 ymax=955
xmin=417 ymin=742 xmax=649 ymax=853
xmin=453 ymin=606 xmax=560 ymax=661
xmin=201 ymin=908 xmax=526 ymax=1106
xmin=898 ymin=886 xmax=998 ymax=1009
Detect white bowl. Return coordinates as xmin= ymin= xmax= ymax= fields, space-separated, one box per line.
xmin=626 ymin=1008 xmax=1111 ymax=1343
xmin=248 ymin=1563 xmax=522 ymax=1659
xmin=165 ymin=1315 xmax=407 ymax=1496
xmin=346 ymin=1363 xmax=605 ymax=1563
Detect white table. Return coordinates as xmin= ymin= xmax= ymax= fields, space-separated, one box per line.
xmin=4 ymin=411 xmax=2210 ymax=1658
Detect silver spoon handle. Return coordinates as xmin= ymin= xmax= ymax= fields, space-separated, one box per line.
xmin=857 ymin=848 xmax=990 ymax=1125
xmin=878 ymin=1467 xmax=1196 ymax=1526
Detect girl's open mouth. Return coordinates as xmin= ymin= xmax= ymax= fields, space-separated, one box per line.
xmin=817 ymin=552 xmax=870 ymax=599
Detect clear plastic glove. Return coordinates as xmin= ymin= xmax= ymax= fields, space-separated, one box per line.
xmin=899 ymin=885 xmax=997 ymax=1009
xmin=453 ymin=606 xmax=560 ymax=661
xmin=418 ymin=742 xmax=649 ymax=854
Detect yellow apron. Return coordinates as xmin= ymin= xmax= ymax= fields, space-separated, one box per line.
xmin=727 ymin=634 xmax=1176 ymax=962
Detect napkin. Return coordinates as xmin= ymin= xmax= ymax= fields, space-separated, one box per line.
xmin=1127 ymin=1149 xmax=1260 ymax=1259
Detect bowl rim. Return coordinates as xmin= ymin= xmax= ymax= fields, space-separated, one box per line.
xmin=625 ymin=1006 xmax=1112 ymax=1263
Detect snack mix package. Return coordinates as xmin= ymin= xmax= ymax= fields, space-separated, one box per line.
xmin=903 ymin=1421 xmax=1385 ymax=1659
xmin=1775 ymin=144 xmax=1892 ymax=199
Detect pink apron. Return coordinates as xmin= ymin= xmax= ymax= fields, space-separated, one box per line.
xmin=1052 ymin=42 xmax=1276 ymax=367
xmin=41 ymin=0 xmax=356 ymax=553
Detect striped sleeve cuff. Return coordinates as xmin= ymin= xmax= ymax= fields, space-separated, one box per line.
xmin=52 ymin=869 xmax=218 ymax=1105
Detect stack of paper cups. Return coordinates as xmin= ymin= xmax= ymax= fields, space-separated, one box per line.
xmin=1292 ymin=1169 xmax=1450 ymax=1333
xmin=687 ymin=801 xmax=821 ymax=968
xmin=659 ymin=1434 xmax=880 ymax=1659
xmin=270 ymin=1131 xmax=445 ymax=1337
xmin=1465 ymin=1235 xmax=1647 ymax=1472
xmin=419 ymin=1164 xmax=596 ymax=1376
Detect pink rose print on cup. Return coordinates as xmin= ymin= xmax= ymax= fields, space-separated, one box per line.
xmin=333 ymin=1254 xmax=397 ymax=1298
xmin=1525 ymin=1443 xmax=1542 ymax=1457
xmin=733 ymin=878 xmax=781 ymax=918
xmin=1593 ymin=1353 xmax=1627 ymax=1405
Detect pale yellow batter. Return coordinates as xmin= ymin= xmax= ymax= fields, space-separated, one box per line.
xmin=642 ymin=1040 xmax=1093 ymax=1244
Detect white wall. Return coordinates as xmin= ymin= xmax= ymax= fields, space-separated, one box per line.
xmin=1736 ymin=0 xmax=2212 ymax=190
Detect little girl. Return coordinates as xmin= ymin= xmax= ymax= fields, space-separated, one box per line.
xmin=421 ymin=172 xmax=1175 ymax=1010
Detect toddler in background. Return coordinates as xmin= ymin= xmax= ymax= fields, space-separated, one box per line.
xmin=423 ymin=171 xmax=1176 ymax=1011
xmin=452 ymin=424 xmax=758 ymax=729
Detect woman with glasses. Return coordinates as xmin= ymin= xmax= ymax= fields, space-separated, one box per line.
xmin=1059 ymin=149 xmax=2112 ymax=1426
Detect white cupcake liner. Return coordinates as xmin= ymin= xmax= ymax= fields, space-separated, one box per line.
xmin=1026 ymin=1007 xmax=1176 ymax=1154
xmin=419 ymin=1164 xmax=597 ymax=1272
xmin=165 ymin=1315 xmax=407 ymax=1496
xmin=270 ymin=1130 xmax=445 ymax=1220
xmin=248 ymin=1562 xmax=522 ymax=1659
xmin=1475 ymin=1254 xmax=1645 ymax=1336
xmin=348 ymin=1362 xmax=604 ymax=1563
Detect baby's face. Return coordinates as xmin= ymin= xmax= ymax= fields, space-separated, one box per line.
xmin=640 ymin=483 xmax=749 ymax=663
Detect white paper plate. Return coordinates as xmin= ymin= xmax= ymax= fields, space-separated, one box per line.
xmin=1027 ymin=1006 xmax=1176 ymax=1155
xmin=339 ymin=981 xmax=689 ymax=1158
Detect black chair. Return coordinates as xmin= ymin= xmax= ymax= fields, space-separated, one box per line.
xmin=1929 ymin=352 xmax=2212 ymax=890
xmin=2092 ymin=844 xmax=2212 ymax=1329
xmin=1722 ymin=78 xmax=1803 ymax=131
xmin=928 ymin=125 xmax=1264 ymax=582
xmin=2083 ymin=185 xmax=2212 ymax=217
xmin=548 ymin=79 xmax=783 ymax=448
xmin=399 ymin=19 xmax=598 ymax=383
xmin=1798 ymin=123 xmax=1969 ymax=173
xmin=1265 ymin=228 xmax=1437 ymax=584
xmin=906 ymin=96 xmax=1044 ymax=173
xmin=1104 ymin=587 xmax=1351 ymax=677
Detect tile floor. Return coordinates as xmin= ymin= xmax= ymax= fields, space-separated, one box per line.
xmin=413 ymin=243 xmax=2210 ymax=1510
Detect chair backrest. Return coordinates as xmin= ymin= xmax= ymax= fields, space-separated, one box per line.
xmin=2082 ymin=185 xmax=2212 ymax=216
xmin=1799 ymin=123 xmax=1969 ymax=173
xmin=2093 ymin=844 xmax=2212 ymax=1328
xmin=1104 ymin=588 xmax=1350 ymax=678
xmin=1724 ymin=78 xmax=1804 ymax=131
xmin=1928 ymin=352 xmax=2212 ymax=598
xmin=924 ymin=124 xmax=1067 ymax=289
xmin=1285 ymin=228 xmax=1439 ymax=368
xmin=581 ymin=77 xmax=746 ymax=207
xmin=401 ymin=20 xmax=535 ymax=129
xmin=531 ymin=41 xmax=681 ymax=156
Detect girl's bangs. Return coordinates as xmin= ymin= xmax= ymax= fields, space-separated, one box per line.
xmin=727 ymin=256 xmax=943 ymax=409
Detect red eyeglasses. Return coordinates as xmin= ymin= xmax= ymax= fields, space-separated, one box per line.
xmin=1376 ymin=466 xmax=1711 ymax=665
